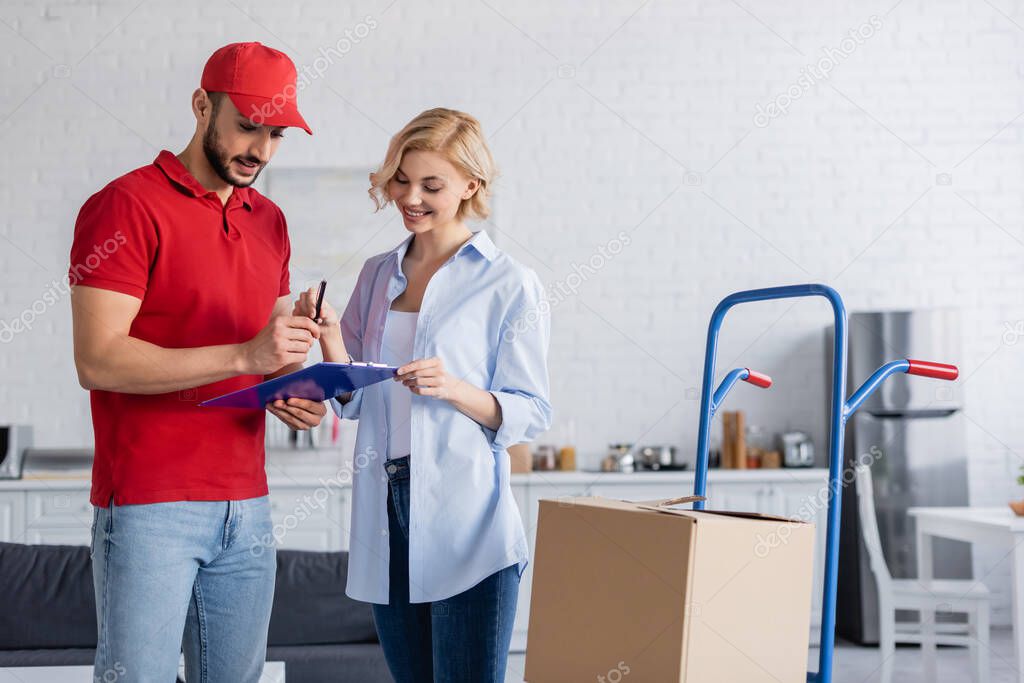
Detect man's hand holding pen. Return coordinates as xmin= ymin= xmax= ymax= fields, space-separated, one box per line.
xmin=259 ymin=282 xmax=340 ymax=431
xmin=293 ymin=283 xmax=349 ymax=364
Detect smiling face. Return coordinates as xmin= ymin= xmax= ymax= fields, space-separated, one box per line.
xmin=388 ymin=149 xmax=480 ymax=234
xmin=201 ymin=92 xmax=285 ymax=187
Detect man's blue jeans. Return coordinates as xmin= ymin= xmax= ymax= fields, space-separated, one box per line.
xmin=372 ymin=455 xmax=520 ymax=683
xmin=91 ymin=496 xmax=277 ymax=682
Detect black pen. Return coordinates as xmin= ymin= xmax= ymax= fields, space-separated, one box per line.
xmin=313 ymin=279 xmax=327 ymax=323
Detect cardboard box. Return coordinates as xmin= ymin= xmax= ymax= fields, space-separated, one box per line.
xmin=524 ymin=496 xmax=814 ymax=683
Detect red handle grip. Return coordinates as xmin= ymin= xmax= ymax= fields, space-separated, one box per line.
xmin=743 ymin=368 xmax=773 ymax=388
xmin=906 ymin=359 xmax=959 ymax=381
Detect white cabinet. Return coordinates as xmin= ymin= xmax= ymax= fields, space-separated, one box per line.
xmin=589 ymin=481 xmax=691 ymax=504
xmin=27 ymin=489 xmax=93 ymax=525
xmin=0 ymin=484 xmax=351 ymax=553
xmin=267 ymin=487 xmax=350 ymax=552
xmin=22 ymin=489 xmax=94 ymax=546
xmin=708 ymin=481 xmax=816 ymax=518
xmin=523 ymin=478 xmax=596 ymax=533
xmin=0 ymin=491 xmax=25 ymax=542
xmin=0 ymin=489 xmax=94 ymax=546
xmin=708 ymin=482 xmax=771 ymax=513
xmin=775 ymin=480 xmax=830 ymax=643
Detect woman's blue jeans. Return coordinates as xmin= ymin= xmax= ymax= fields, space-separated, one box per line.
xmin=372 ymin=455 xmax=520 ymax=683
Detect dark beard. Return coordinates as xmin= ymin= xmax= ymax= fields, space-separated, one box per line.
xmin=202 ymin=123 xmax=264 ymax=188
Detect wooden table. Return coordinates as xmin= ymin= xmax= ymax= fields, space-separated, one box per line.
xmin=909 ymin=506 xmax=1024 ymax=683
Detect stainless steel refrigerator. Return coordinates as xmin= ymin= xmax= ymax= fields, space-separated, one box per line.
xmin=835 ymin=309 xmax=971 ymax=645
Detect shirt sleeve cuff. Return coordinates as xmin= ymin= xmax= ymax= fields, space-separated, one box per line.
xmin=489 ymin=390 xmax=530 ymax=452
xmin=330 ymin=387 xmax=363 ymax=420
xmin=69 ymin=275 xmax=147 ymax=300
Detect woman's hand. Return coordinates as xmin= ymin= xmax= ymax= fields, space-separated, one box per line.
xmin=266 ymin=397 xmax=327 ymax=430
xmin=397 ymin=356 xmax=503 ymax=430
xmin=395 ymin=357 xmax=462 ymax=401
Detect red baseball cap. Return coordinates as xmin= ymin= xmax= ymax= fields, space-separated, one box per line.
xmin=201 ymin=42 xmax=312 ymax=135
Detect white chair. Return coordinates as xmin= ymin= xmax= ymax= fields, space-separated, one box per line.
xmin=854 ymin=464 xmax=990 ymax=683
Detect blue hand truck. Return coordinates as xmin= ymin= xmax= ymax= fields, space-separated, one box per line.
xmin=690 ymin=284 xmax=959 ymax=683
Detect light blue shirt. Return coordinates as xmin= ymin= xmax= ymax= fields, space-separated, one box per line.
xmin=330 ymin=230 xmax=553 ymax=604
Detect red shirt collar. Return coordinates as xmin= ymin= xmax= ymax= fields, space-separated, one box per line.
xmin=153 ymin=150 xmax=253 ymax=210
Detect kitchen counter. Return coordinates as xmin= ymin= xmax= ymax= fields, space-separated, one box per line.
xmin=514 ymin=467 xmax=828 ymax=485
xmin=0 ymin=465 xmax=830 ymax=490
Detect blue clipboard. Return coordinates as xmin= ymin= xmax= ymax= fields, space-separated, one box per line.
xmin=199 ymin=361 xmax=398 ymax=409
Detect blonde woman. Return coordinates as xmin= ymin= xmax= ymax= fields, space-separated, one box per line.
xmin=292 ymin=108 xmax=551 ymax=681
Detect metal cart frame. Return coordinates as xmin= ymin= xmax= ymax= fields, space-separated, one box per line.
xmin=690 ymin=284 xmax=959 ymax=683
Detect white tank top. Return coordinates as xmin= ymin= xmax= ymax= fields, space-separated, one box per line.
xmin=381 ymin=309 xmax=418 ymax=460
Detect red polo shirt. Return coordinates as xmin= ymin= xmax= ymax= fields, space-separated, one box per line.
xmin=69 ymin=151 xmax=290 ymax=507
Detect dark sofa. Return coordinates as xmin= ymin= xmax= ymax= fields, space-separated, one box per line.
xmin=0 ymin=542 xmax=391 ymax=682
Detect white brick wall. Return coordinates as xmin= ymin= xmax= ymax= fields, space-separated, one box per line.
xmin=2 ymin=0 xmax=1023 ymax=622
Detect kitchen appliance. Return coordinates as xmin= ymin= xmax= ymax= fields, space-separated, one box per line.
xmin=780 ymin=431 xmax=815 ymax=467
xmin=0 ymin=426 xmax=33 ymax=479
xmin=835 ymin=309 xmax=970 ymax=645
xmin=635 ymin=445 xmax=683 ymax=470
xmin=601 ymin=444 xmax=635 ymax=472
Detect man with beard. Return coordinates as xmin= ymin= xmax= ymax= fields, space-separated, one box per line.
xmin=69 ymin=43 xmax=323 ymax=681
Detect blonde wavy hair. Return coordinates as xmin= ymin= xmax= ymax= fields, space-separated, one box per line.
xmin=369 ymin=108 xmax=496 ymax=221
